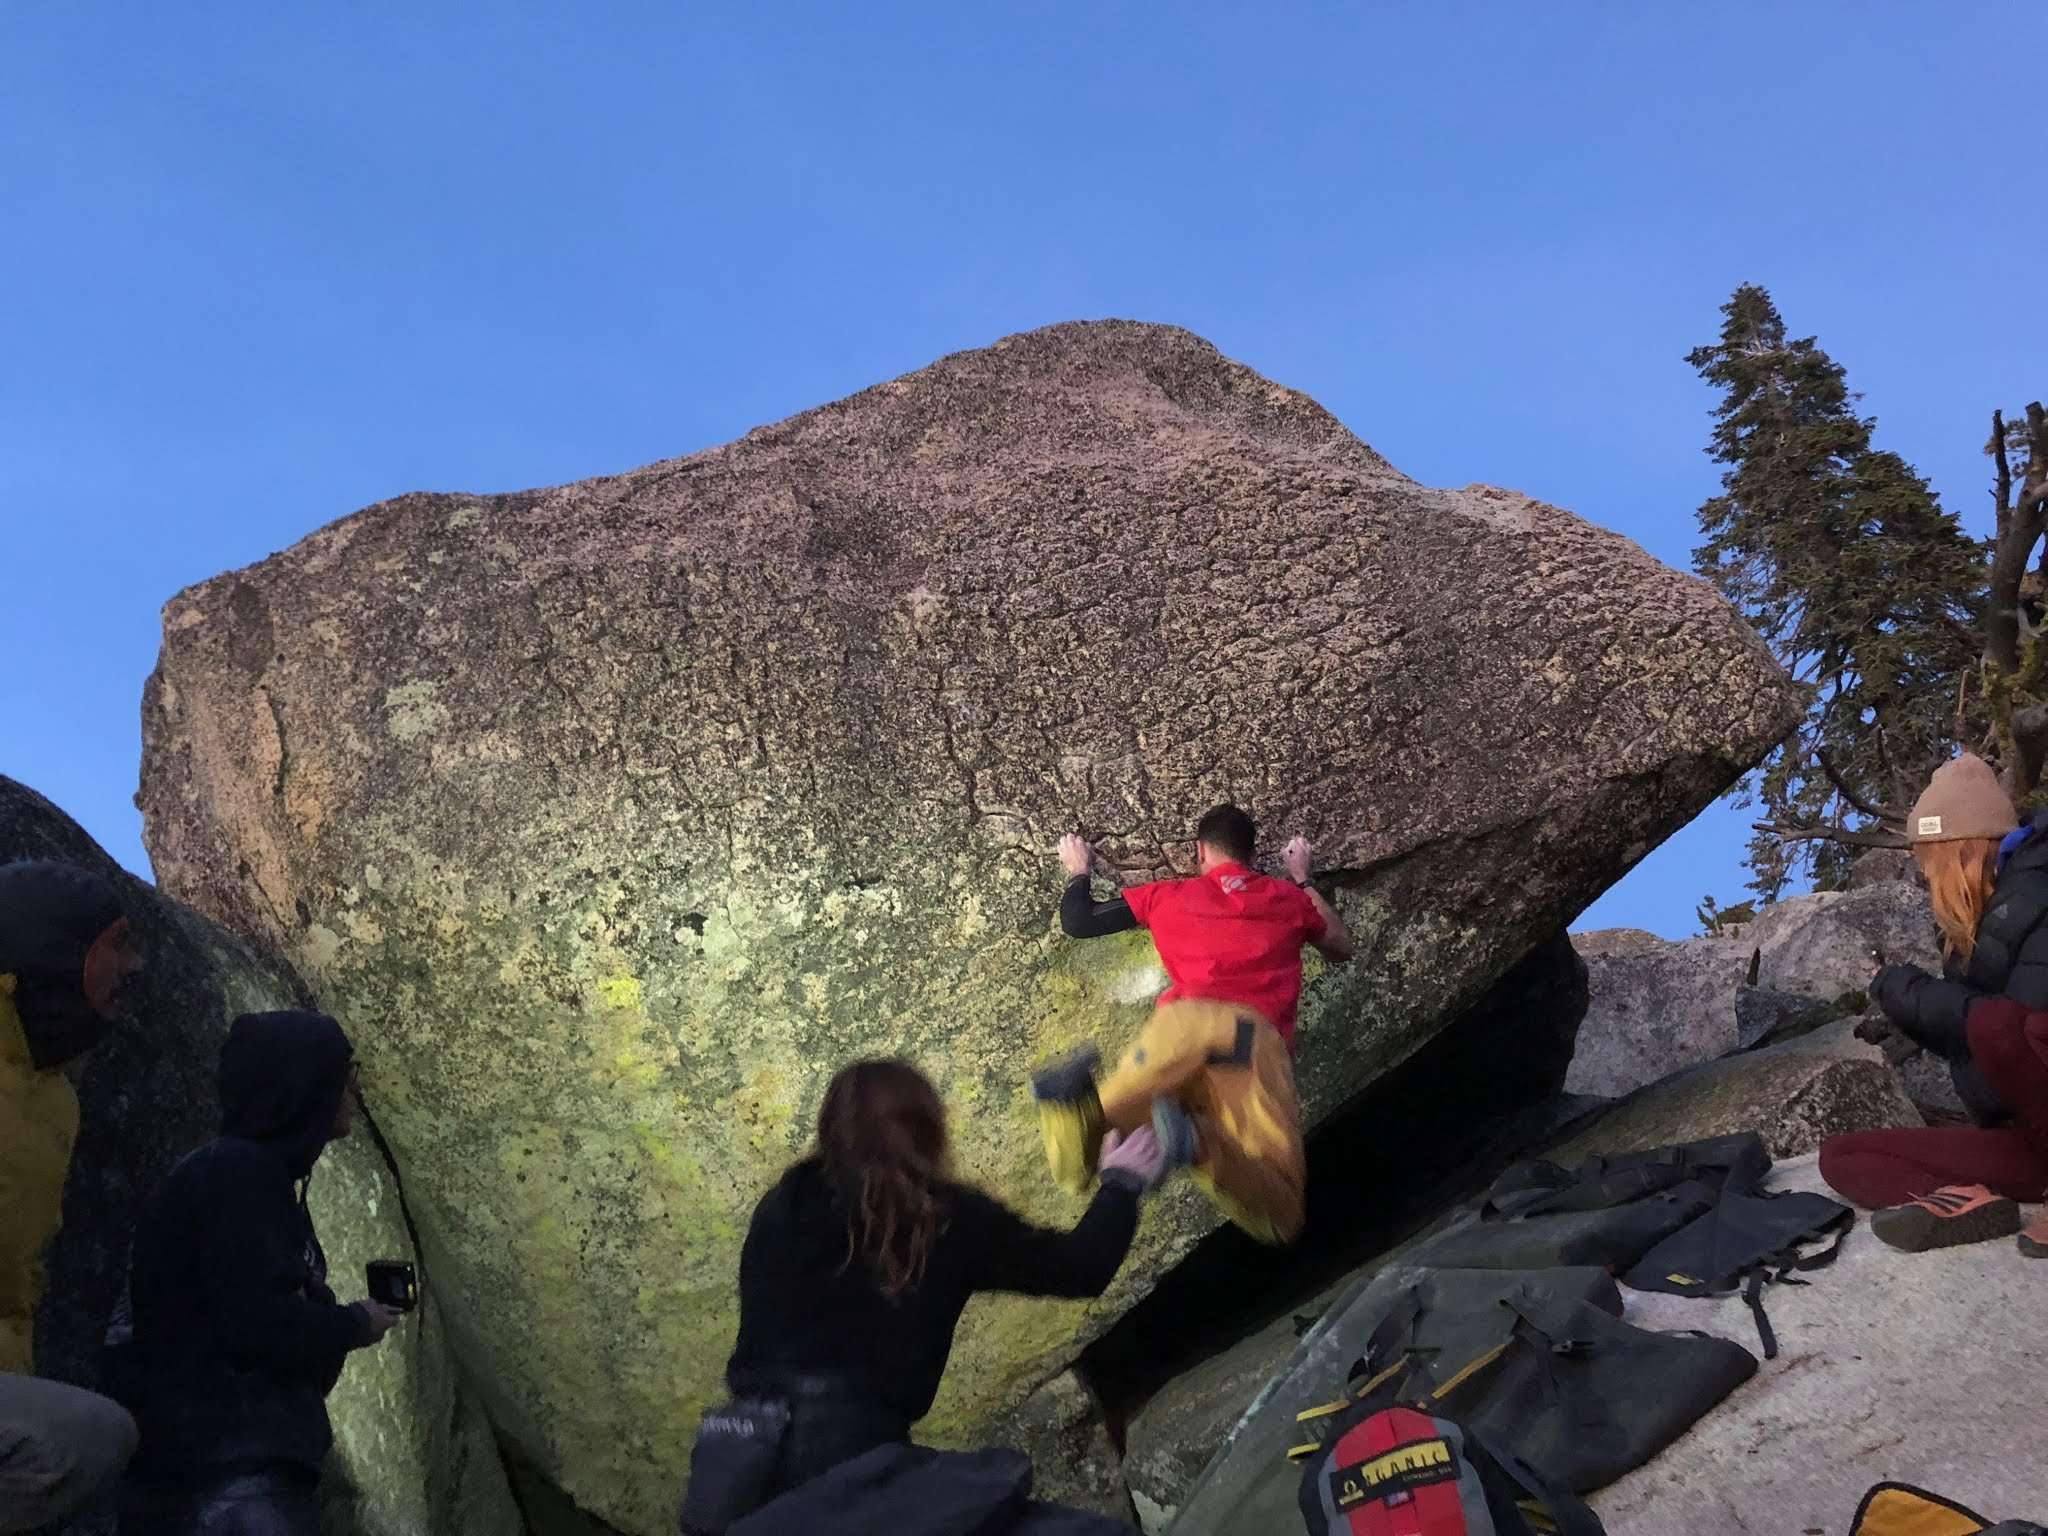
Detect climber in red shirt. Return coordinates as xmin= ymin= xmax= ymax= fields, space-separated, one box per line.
xmin=1033 ymin=804 xmax=1354 ymax=1244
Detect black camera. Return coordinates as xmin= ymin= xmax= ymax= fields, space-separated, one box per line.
xmin=366 ymin=1259 xmax=418 ymax=1312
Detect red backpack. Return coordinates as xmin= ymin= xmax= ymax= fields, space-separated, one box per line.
xmin=1297 ymin=1398 xmax=1603 ymax=1536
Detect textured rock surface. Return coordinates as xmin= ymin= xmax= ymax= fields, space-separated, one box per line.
xmin=138 ymin=320 xmax=1798 ymax=1531
xmin=1123 ymin=1288 xmax=1337 ymax=1534
xmin=1569 ymin=882 xmax=1942 ymax=1097
xmin=0 ymin=775 xmax=517 ymax=1536
xmin=1732 ymin=983 xmax=1840 ymax=1051
xmin=1549 ymin=1020 xmax=1923 ymax=1161
xmin=1844 ymin=847 xmax=1917 ymax=889
xmin=1568 ymin=927 xmax=1756 ymax=1096
xmin=1745 ymin=881 xmax=1943 ymax=999
xmin=988 ymin=1370 xmax=1129 ymax=1521
xmin=1592 ymin=1156 xmax=2047 ymax=1533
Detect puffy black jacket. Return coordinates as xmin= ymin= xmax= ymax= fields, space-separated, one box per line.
xmin=110 ymin=1011 xmax=370 ymax=1481
xmin=1873 ymin=824 xmax=2048 ymax=1124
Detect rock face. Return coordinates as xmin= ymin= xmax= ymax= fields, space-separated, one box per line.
xmin=1591 ymin=1157 xmax=2046 ymax=1534
xmin=137 ymin=320 xmax=1799 ymax=1532
xmin=0 ymin=775 xmax=518 ymax=1536
xmin=1569 ymin=881 xmax=1943 ymax=1098
xmin=1547 ymin=1019 xmax=1923 ymax=1161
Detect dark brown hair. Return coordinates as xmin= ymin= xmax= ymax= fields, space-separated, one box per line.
xmin=817 ymin=1059 xmax=950 ymax=1297
xmin=1196 ymin=803 xmax=1257 ymax=864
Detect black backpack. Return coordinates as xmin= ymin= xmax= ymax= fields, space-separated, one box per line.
xmin=1415 ymin=1133 xmax=1772 ymax=1274
xmin=1290 ymin=1275 xmax=1756 ymax=1498
xmin=1414 ymin=1132 xmax=1850 ymax=1358
xmin=1619 ymin=1184 xmax=1853 ymax=1358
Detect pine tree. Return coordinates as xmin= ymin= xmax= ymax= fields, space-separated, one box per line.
xmin=1689 ymin=285 xmax=1986 ymax=898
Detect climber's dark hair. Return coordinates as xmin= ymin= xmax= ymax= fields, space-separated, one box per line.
xmin=816 ymin=1059 xmax=950 ymax=1298
xmin=1196 ymin=804 xmax=1257 ymax=865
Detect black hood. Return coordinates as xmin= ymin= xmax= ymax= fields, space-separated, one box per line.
xmin=0 ymin=858 xmax=124 ymax=1070
xmin=218 ymin=1010 xmax=354 ymax=1177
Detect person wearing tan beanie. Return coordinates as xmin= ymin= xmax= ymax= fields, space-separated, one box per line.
xmin=1819 ymin=753 xmax=2048 ymax=1256
xmin=1866 ymin=755 xmax=2031 ymax=1117
xmin=1906 ymin=752 xmax=2019 ymax=847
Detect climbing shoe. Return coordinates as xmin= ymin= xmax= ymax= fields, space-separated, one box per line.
xmin=2019 ymin=1210 xmax=2048 ymax=1259
xmin=1031 ymin=1046 xmax=1105 ymax=1197
xmin=1151 ymin=1096 xmax=1201 ymax=1184
xmin=1870 ymin=1185 xmax=2021 ymax=1253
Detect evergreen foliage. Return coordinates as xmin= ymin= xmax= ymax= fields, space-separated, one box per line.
xmin=1688 ymin=285 xmax=1986 ymax=897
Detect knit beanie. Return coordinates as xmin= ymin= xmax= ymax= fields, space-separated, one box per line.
xmin=1909 ymin=754 xmax=2018 ymax=844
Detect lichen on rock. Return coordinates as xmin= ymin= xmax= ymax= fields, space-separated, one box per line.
xmin=138 ymin=320 xmax=1801 ymax=1532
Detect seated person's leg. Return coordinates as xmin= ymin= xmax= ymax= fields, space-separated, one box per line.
xmin=1820 ymin=1125 xmax=2043 ymax=1209
xmin=0 ymin=1374 xmax=138 ymax=1535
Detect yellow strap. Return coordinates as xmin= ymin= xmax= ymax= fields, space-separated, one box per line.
xmin=1352 ymin=1356 xmax=1409 ymax=1400
xmin=1295 ymin=1398 xmax=1353 ymax=1424
xmin=1427 ymin=1341 xmax=1510 ymax=1403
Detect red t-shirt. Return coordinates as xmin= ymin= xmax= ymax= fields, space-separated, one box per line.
xmin=1122 ymin=862 xmax=1327 ymax=1043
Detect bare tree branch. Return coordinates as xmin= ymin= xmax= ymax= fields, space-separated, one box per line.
xmin=2024 ymin=402 xmax=2048 ymax=518
xmin=1753 ymin=820 xmax=1909 ymax=851
xmin=1814 ymin=747 xmax=1904 ymax=822
xmin=1993 ymin=407 xmax=2015 ymax=531
xmin=1986 ymin=407 xmax=2035 ymax=676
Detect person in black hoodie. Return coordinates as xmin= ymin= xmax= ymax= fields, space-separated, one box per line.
xmin=110 ymin=1011 xmax=401 ymax=1535
xmin=682 ymin=1058 xmax=1162 ymax=1535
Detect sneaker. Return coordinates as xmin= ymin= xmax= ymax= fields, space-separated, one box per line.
xmin=2020 ymin=1210 xmax=2048 ymax=1259
xmin=1031 ymin=1047 xmax=1105 ymax=1197
xmin=1870 ymin=1185 xmax=2022 ymax=1253
xmin=1151 ymin=1097 xmax=1201 ymax=1183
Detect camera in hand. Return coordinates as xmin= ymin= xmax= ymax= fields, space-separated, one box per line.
xmin=366 ymin=1259 xmax=418 ymax=1312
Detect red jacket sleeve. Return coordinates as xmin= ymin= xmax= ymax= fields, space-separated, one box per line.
xmin=1122 ymin=882 xmax=1163 ymax=926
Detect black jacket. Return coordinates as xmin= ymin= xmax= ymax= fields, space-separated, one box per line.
xmin=1874 ymin=823 xmax=2048 ymax=1124
xmin=112 ymin=1010 xmax=371 ymax=1480
xmin=727 ymin=1160 xmax=1140 ymax=1426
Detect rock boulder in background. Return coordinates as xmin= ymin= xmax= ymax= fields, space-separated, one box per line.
xmin=0 ymin=775 xmax=518 ymax=1536
xmin=137 ymin=320 xmax=1800 ymax=1532
xmin=1569 ymin=881 xmax=1943 ymax=1098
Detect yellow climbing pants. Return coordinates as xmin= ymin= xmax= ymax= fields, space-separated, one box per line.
xmin=1102 ymin=998 xmax=1307 ymax=1245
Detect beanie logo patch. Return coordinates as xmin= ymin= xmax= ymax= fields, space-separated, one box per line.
xmin=1918 ymin=816 xmax=1944 ymax=837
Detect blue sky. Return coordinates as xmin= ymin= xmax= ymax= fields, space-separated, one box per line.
xmin=2 ymin=4 xmax=2040 ymax=938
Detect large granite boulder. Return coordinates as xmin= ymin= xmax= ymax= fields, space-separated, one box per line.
xmin=1569 ymin=881 xmax=1944 ymax=1098
xmin=0 ymin=775 xmax=518 ymax=1536
xmin=137 ymin=320 xmax=1799 ymax=1532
